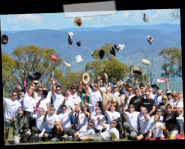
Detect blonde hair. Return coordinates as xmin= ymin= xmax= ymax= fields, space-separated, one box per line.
xmin=162 ymin=95 xmax=168 ymax=110
xmin=28 ymin=88 xmax=35 ymax=99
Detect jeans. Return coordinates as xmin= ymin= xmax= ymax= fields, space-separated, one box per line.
xmin=177 ymin=119 xmax=183 ymax=135
xmin=70 ymin=115 xmax=76 ymax=124
xmin=92 ymin=127 xmax=106 ymax=133
xmin=123 ymin=122 xmax=138 ymax=140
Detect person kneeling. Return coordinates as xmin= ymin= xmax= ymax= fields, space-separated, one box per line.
xmin=145 ymin=114 xmax=166 ymax=140
xmin=74 ymin=118 xmax=119 ymax=142
xmin=10 ymin=108 xmax=31 ymax=144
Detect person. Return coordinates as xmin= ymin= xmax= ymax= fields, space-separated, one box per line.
xmin=74 ymin=118 xmax=119 ymax=141
xmin=140 ymin=91 xmax=156 ymax=116
xmin=42 ymin=107 xmax=60 ymax=141
xmin=163 ymin=104 xmax=181 ymax=139
xmin=15 ymin=89 xmax=24 ymax=109
xmin=30 ymin=83 xmax=38 ymax=97
xmin=170 ymin=93 xmax=183 ymax=136
xmin=136 ymin=107 xmax=150 ymax=141
xmin=36 ymin=88 xmax=50 ymax=114
xmin=115 ymin=88 xmax=127 ymax=138
xmin=62 ymin=90 xmax=79 ymax=125
xmin=166 ymin=91 xmax=173 ymax=103
xmin=86 ymin=101 xmax=103 ymax=116
xmin=145 ymin=114 xmax=166 ymax=141
xmin=10 ymin=108 xmax=31 ymax=144
xmin=22 ymin=78 xmax=37 ymax=128
xmin=51 ymin=78 xmax=65 ymax=115
xmin=104 ymin=101 xmax=122 ymax=138
xmin=71 ymin=84 xmax=82 ymax=108
xmin=112 ymin=84 xmax=120 ymax=96
xmin=121 ymin=101 xmax=140 ymax=140
xmin=89 ymin=106 xmax=106 ymax=133
xmin=100 ymin=69 xmax=109 ymax=92
xmin=78 ymin=81 xmax=89 ymax=106
xmin=72 ymin=122 xmax=95 ymax=141
xmin=143 ymin=87 xmax=156 ymax=100
xmin=129 ymin=88 xmax=144 ymax=112
xmin=3 ymin=94 xmax=22 ymax=144
xmin=97 ymin=75 xmax=116 ymax=111
xmin=149 ymin=108 xmax=164 ymax=125
xmin=158 ymin=95 xmax=168 ymax=116
xmin=124 ymin=86 xmax=135 ymax=106
xmin=154 ymin=89 xmax=163 ymax=107
xmin=30 ymin=108 xmax=47 ymax=139
xmin=76 ymin=104 xmax=89 ymax=131
xmin=178 ymin=91 xmax=183 ymax=117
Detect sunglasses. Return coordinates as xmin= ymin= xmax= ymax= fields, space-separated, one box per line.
xmin=62 ymin=109 xmax=66 ymax=110
xmin=12 ymin=94 xmax=17 ymax=96
xmin=50 ymin=109 xmax=55 ymax=111
xmin=88 ymin=124 xmax=93 ymax=126
xmin=114 ymin=87 xmax=118 ymax=88
xmin=18 ymin=94 xmax=22 ymax=95
xmin=18 ymin=109 xmax=23 ymax=111
xmin=56 ymin=89 xmax=61 ymax=91
xmin=39 ymin=90 xmax=43 ymax=91
xmin=129 ymin=107 xmax=134 ymax=108
xmin=175 ymin=96 xmax=179 ymax=97
xmin=95 ymin=109 xmax=100 ymax=110
xmin=156 ymin=111 xmax=162 ymax=112
xmin=71 ymin=88 xmax=76 ymax=89
xmin=82 ymin=106 xmax=86 ymax=108
xmin=94 ymin=86 xmax=98 ymax=87
xmin=179 ymin=93 xmax=183 ymax=94
xmin=128 ymin=90 xmax=133 ymax=91
xmin=162 ymin=98 xmax=166 ymax=100
xmin=135 ymin=91 xmax=139 ymax=93
xmin=111 ymin=122 xmax=116 ymax=124
xmin=140 ymin=88 xmax=144 ymax=89
xmin=145 ymin=94 xmax=150 ymax=96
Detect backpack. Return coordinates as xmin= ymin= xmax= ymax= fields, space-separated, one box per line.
xmin=28 ymin=136 xmax=40 ymax=143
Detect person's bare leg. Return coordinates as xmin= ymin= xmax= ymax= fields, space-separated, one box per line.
xmin=136 ymin=134 xmax=144 ymax=141
xmin=44 ymin=134 xmax=49 ymax=139
xmin=55 ymin=125 xmax=60 ymax=134
xmin=80 ymin=135 xmax=92 ymax=141
xmin=5 ymin=128 xmax=9 ymax=142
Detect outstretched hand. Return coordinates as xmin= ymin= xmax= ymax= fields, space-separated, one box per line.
xmin=135 ymin=80 xmax=139 ymax=85
xmin=97 ymin=75 xmax=102 ymax=81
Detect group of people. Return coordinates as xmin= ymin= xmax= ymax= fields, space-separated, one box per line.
xmin=3 ymin=71 xmax=184 ymax=144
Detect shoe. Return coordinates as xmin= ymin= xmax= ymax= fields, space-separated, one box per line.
xmin=51 ymin=137 xmax=59 ymax=142
xmin=62 ymin=134 xmax=68 ymax=139
xmin=20 ymin=136 xmax=26 ymax=143
xmin=67 ymin=137 xmax=73 ymax=141
xmin=5 ymin=141 xmax=9 ymax=145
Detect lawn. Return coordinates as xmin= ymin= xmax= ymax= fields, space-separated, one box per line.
xmin=4 ymin=127 xmax=133 ymax=145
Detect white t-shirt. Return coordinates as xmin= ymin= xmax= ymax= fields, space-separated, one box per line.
xmin=52 ymin=93 xmax=65 ymax=112
xmin=77 ymin=111 xmax=89 ymax=130
xmin=112 ymin=92 xmax=120 ymax=96
xmin=149 ymin=122 xmax=165 ymax=138
xmin=63 ymin=96 xmax=79 ymax=115
xmin=170 ymin=100 xmax=183 ymax=119
xmin=78 ymin=125 xmax=95 ymax=138
xmin=23 ymin=92 xmax=36 ymax=112
xmin=71 ymin=93 xmax=82 ymax=103
xmin=58 ymin=111 xmax=71 ymax=129
xmin=3 ymin=98 xmax=22 ymax=119
xmin=101 ymin=87 xmax=106 ymax=92
xmin=45 ymin=114 xmax=60 ymax=129
xmin=155 ymin=96 xmax=162 ymax=107
xmin=34 ymin=91 xmax=38 ymax=97
xmin=138 ymin=113 xmax=150 ymax=134
xmin=88 ymin=88 xmax=102 ymax=109
xmin=149 ymin=115 xmax=164 ymax=125
xmin=144 ymin=94 xmax=156 ymax=100
xmin=88 ymin=104 xmax=103 ymax=116
xmin=125 ymin=111 xmax=140 ymax=129
xmin=36 ymin=95 xmax=49 ymax=113
xmin=127 ymin=94 xmax=135 ymax=105
xmin=16 ymin=97 xmax=24 ymax=109
xmin=100 ymin=124 xmax=119 ymax=140
xmin=91 ymin=114 xmax=106 ymax=130
xmin=31 ymin=114 xmax=47 ymax=131
xmin=106 ymin=111 xmax=121 ymax=124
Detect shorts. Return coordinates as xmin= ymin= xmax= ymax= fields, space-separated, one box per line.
xmin=89 ymin=133 xmax=104 ymax=141
xmin=44 ymin=125 xmax=58 ymax=136
xmin=4 ymin=117 xmax=12 ymax=129
xmin=137 ymin=132 xmax=149 ymax=138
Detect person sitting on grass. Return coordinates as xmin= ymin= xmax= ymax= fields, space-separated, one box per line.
xmin=73 ymin=118 xmax=119 ymax=141
xmin=136 ymin=107 xmax=151 ymax=141
xmin=72 ymin=122 xmax=95 ymax=141
xmin=10 ymin=108 xmax=31 ymax=144
xmin=43 ymin=107 xmax=60 ymax=141
xmin=145 ymin=113 xmax=166 ymax=141
xmin=89 ymin=107 xmax=106 ymax=133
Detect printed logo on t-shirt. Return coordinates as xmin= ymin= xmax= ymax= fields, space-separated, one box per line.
xmin=62 ymin=115 xmax=67 ymax=119
xmin=80 ymin=116 xmax=85 ymax=119
xmin=143 ymin=103 xmax=150 ymax=104
xmin=140 ymin=118 xmax=144 ymax=121
xmin=37 ymin=120 xmax=42 ymax=122
xmin=10 ymin=104 xmax=16 ymax=106
xmin=134 ymin=99 xmax=140 ymax=103
xmin=58 ymin=98 xmax=63 ymax=100
xmin=166 ymin=116 xmax=171 ymax=121
xmin=49 ymin=119 xmax=53 ymax=122
xmin=130 ymin=116 xmax=134 ymax=119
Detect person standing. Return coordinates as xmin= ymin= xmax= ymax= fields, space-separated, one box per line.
xmin=3 ymin=93 xmax=22 ymax=144
xmin=140 ymin=91 xmax=156 ymax=116
xmin=124 ymin=86 xmax=135 ymax=106
xmin=145 ymin=114 xmax=166 ymax=141
xmin=51 ymin=78 xmax=65 ymax=115
xmin=155 ymin=89 xmax=163 ymax=107
xmin=112 ymin=84 xmax=120 ymax=96
xmin=121 ymin=100 xmax=140 ymax=140
xmin=10 ymin=108 xmax=31 ymax=144
xmin=158 ymin=95 xmax=168 ymax=116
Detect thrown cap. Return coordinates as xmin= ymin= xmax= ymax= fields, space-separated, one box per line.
xmin=99 ymin=49 xmax=105 ymax=59
xmin=110 ymin=47 xmax=116 ymax=56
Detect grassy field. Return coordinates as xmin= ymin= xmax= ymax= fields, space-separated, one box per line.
xmin=4 ymin=127 xmax=133 ymax=145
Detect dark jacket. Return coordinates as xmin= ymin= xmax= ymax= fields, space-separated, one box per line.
xmin=10 ymin=114 xmax=29 ymax=136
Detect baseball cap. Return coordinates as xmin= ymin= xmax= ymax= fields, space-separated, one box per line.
xmin=167 ymin=91 xmax=172 ymax=94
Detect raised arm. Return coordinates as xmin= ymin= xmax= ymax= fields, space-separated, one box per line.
xmin=173 ymin=104 xmax=181 ymax=116
xmin=143 ymin=112 xmax=149 ymax=121
xmin=97 ymin=75 xmax=103 ymax=94
xmin=143 ymin=83 xmax=150 ymax=92
xmin=36 ymin=97 xmax=44 ymax=108
xmin=136 ymin=80 xmax=142 ymax=96
xmin=43 ymin=111 xmax=48 ymax=122
xmin=165 ymin=78 xmax=170 ymax=91
xmin=97 ymin=117 xmax=105 ymax=127
xmin=89 ymin=108 xmax=93 ymax=121
xmin=69 ymin=106 xmax=75 ymax=115
xmin=104 ymin=72 xmax=108 ymax=87
xmin=104 ymin=100 xmax=111 ymax=115
xmin=148 ymin=106 xmax=156 ymax=116
xmin=120 ymin=100 xmax=126 ymax=116
xmin=51 ymin=78 xmax=56 ymax=96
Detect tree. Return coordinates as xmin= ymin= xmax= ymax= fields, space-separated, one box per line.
xmin=158 ymin=47 xmax=182 ymax=83
xmin=170 ymin=9 xmax=180 ymax=21
xmin=85 ymin=43 xmax=129 ymax=83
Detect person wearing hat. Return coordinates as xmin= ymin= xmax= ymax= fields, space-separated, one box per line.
xmin=163 ymin=104 xmax=181 ymax=139
xmin=97 ymin=75 xmax=116 ymax=111
xmin=169 ymin=93 xmax=183 ymax=135
xmin=166 ymin=90 xmax=173 ymax=104
xmin=51 ymin=78 xmax=65 ymax=115
xmin=10 ymin=108 xmax=31 ymax=144
xmin=3 ymin=94 xmax=22 ymax=145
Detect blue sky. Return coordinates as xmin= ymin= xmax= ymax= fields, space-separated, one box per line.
xmin=0 ymin=9 xmax=180 ymax=31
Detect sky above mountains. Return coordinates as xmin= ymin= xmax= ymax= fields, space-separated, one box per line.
xmin=0 ymin=9 xmax=180 ymax=31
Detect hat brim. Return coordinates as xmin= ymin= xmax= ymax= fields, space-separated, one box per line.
xmin=74 ymin=17 xmax=83 ymax=27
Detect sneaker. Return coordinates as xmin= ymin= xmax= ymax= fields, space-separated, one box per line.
xmin=67 ymin=137 xmax=73 ymax=141
xmin=51 ymin=137 xmax=59 ymax=142
xmin=5 ymin=141 xmax=9 ymax=145
xmin=62 ymin=134 xmax=68 ymax=139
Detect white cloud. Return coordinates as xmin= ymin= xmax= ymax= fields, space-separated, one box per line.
xmin=18 ymin=14 xmax=43 ymax=25
xmin=110 ymin=11 xmax=129 ymax=20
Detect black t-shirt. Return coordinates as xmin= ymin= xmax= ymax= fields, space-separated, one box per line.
xmin=163 ymin=112 xmax=179 ymax=132
xmin=140 ymin=99 xmax=156 ymax=116
xmin=129 ymin=95 xmax=144 ymax=112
